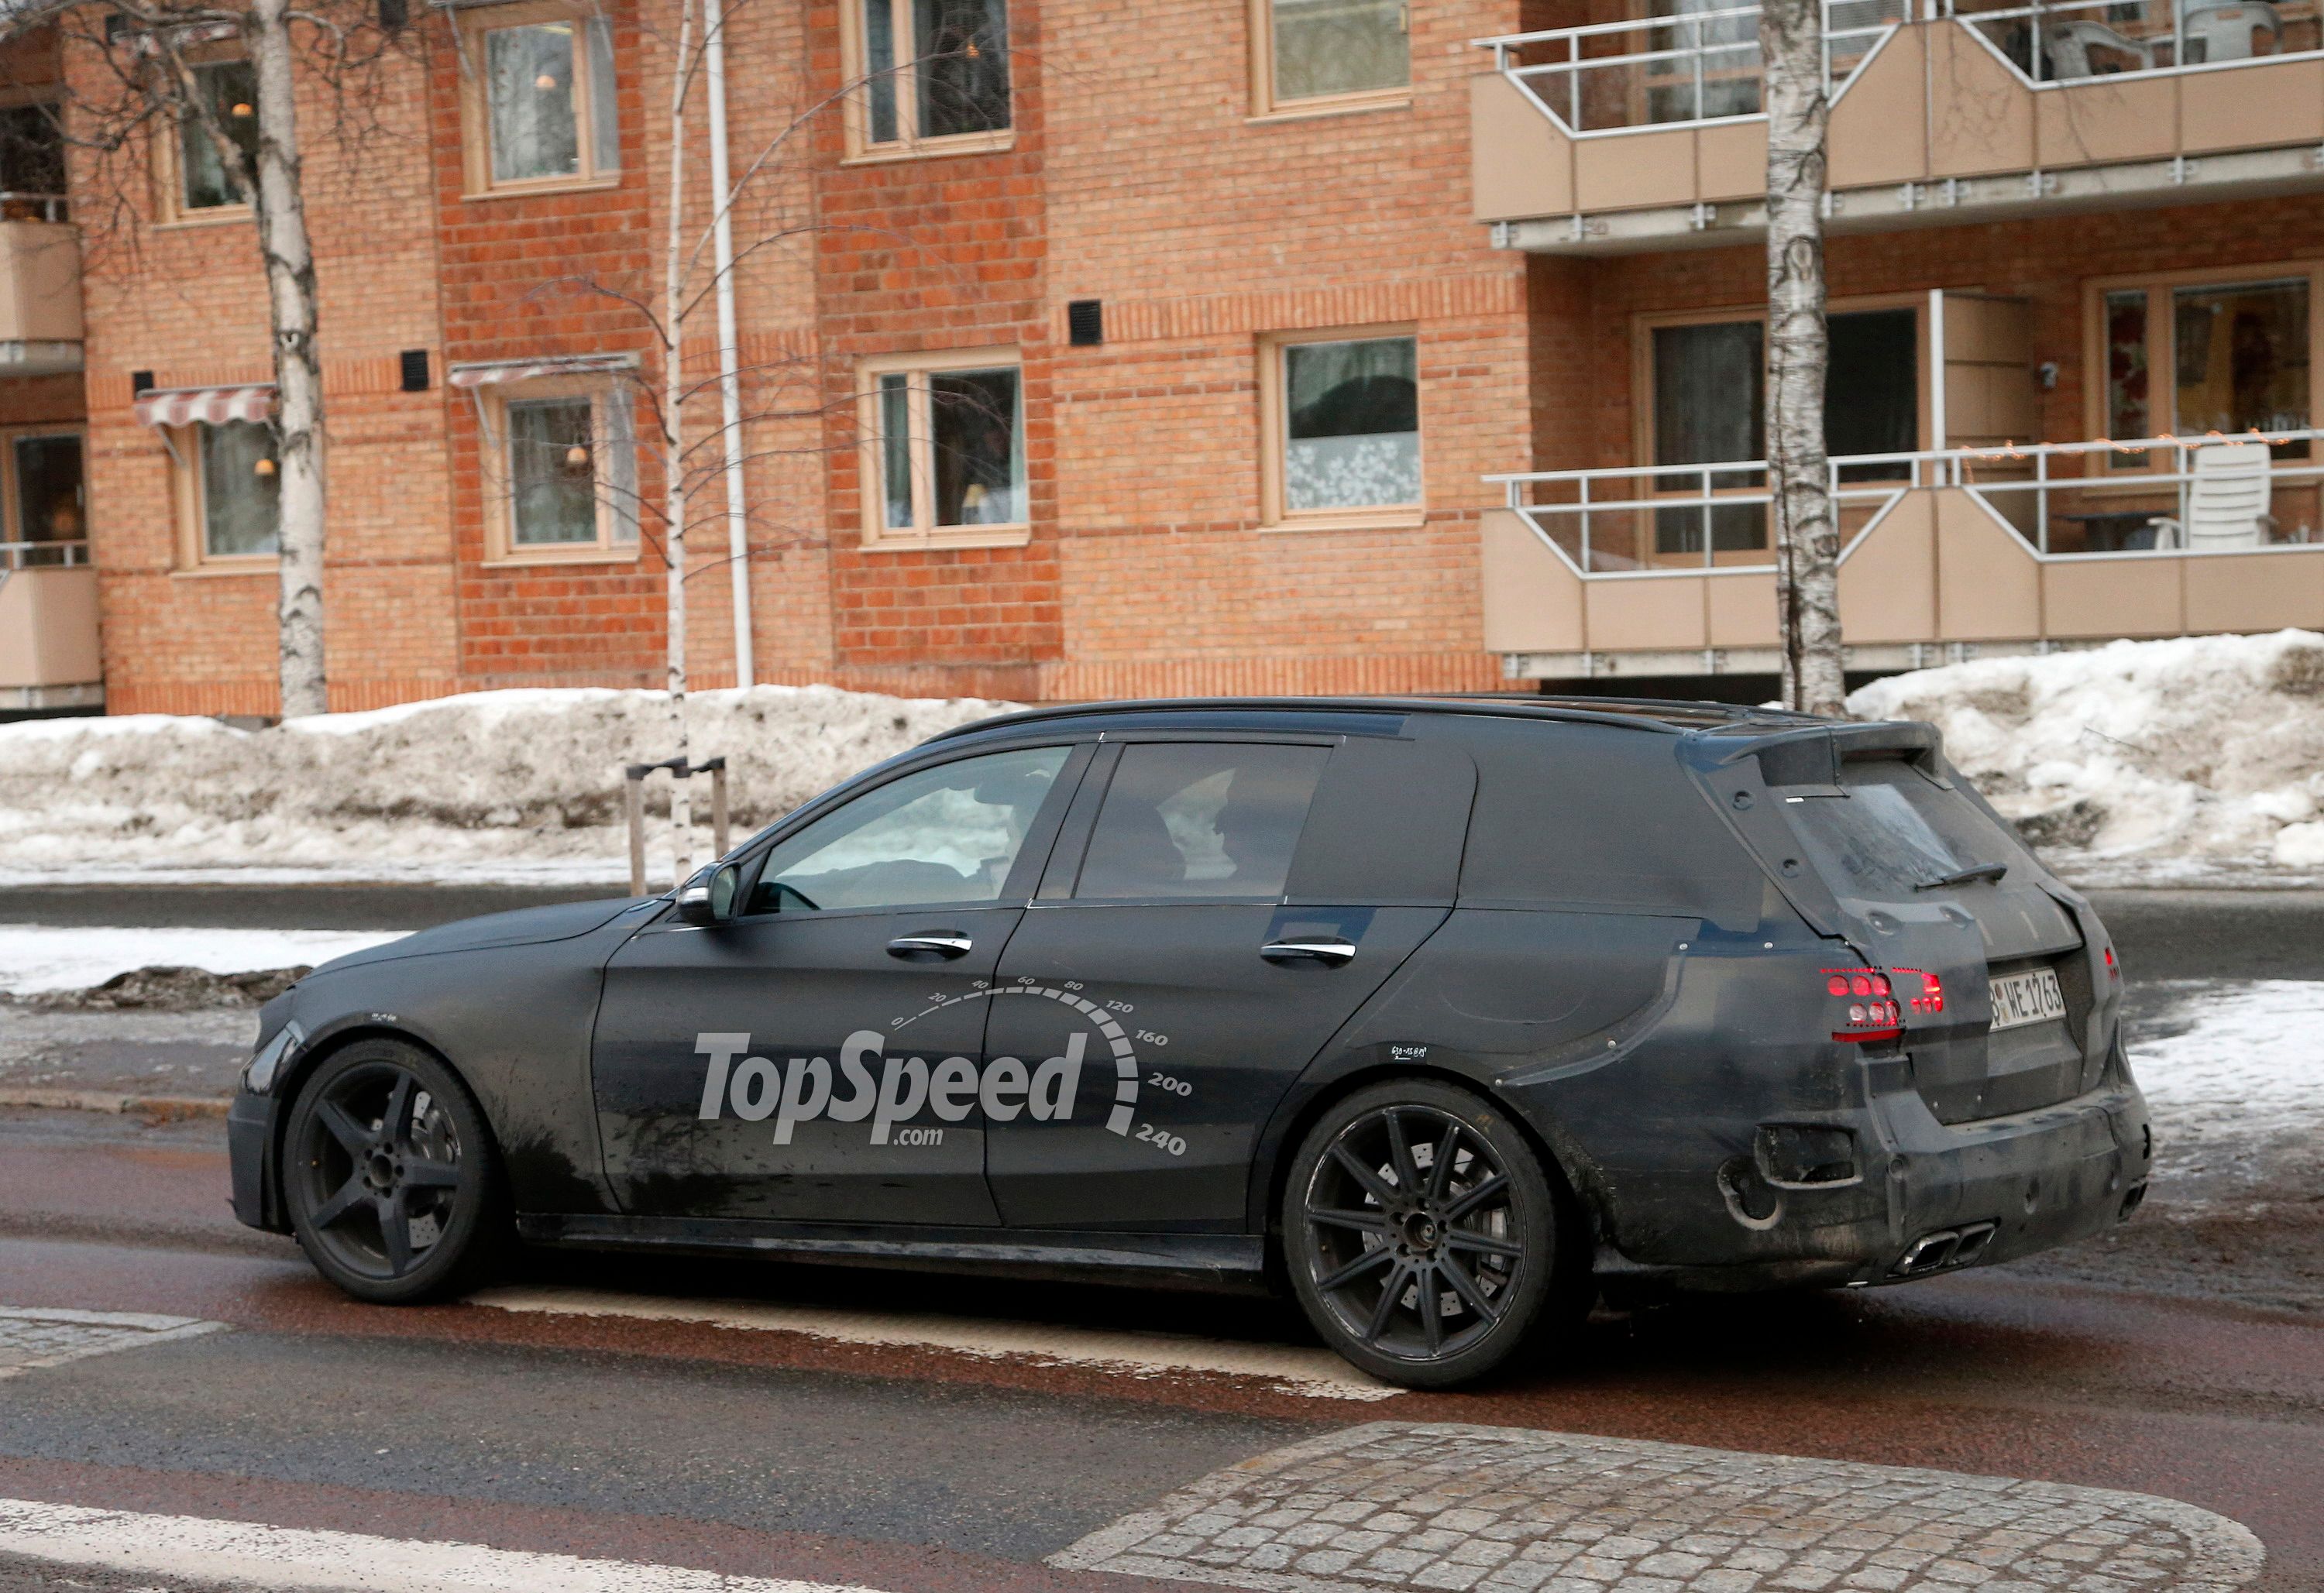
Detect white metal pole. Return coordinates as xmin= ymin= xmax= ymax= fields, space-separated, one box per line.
xmin=705 ymin=2 xmax=755 ymax=689
xmin=1927 ymin=287 xmax=1948 ymax=452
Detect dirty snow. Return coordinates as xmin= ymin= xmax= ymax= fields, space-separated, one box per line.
xmin=0 ymin=685 xmax=1015 ymax=887
xmin=2130 ymin=978 xmax=2324 ymax=1196
xmin=0 ymin=927 xmax=407 ymax=996
xmin=1849 ymin=630 xmax=2324 ymax=887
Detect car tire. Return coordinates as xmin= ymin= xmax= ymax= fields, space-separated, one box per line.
xmin=1281 ymin=1077 xmax=1587 ymax=1389
xmin=281 ymin=1039 xmax=509 ymax=1305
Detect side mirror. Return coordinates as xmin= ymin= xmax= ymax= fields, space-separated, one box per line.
xmin=675 ymin=862 xmax=743 ymax=926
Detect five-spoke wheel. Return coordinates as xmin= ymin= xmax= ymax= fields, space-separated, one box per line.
xmin=283 ymin=1039 xmax=506 ymax=1303
xmin=1283 ymin=1079 xmax=1583 ymax=1387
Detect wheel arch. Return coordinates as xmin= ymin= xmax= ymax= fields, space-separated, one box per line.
xmin=267 ymin=1024 xmax=507 ymax=1206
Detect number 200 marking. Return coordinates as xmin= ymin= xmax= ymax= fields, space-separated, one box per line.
xmin=1147 ymin=1072 xmax=1191 ymax=1097
xmin=1136 ymin=1123 xmax=1188 ymax=1156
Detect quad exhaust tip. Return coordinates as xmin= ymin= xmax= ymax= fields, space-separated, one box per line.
xmin=1893 ymin=1220 xmax=1998 ymax=1277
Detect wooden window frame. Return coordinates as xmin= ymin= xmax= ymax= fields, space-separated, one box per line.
xmin=1246 ymin=0 xmax=1412 ymax=122
xmin=1257 ymin=324 xmax=1425 ymax=534
xmin=2081 ymin=259 xmax=2324 ymax=479
xmin=837 ymin=0 xmax=1016 ymax=163
xmin=476 ymin=375 xmax=641 ymax=566
xmin=152 ymin=47 xmax=256 ymax=227
xmin=457 ymin=0 xmax=621 ymax=201
xmin=854 ymin=345 xmax=1030 ymax=551
xmin=168 ymin=419 xmax=280 ymax=575
xmin=0 ymin=424 xmax=84 ymax=547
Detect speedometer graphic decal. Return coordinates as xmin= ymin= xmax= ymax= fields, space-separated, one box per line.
xmin=895 ymin=980 xmax=1142 ymax=1135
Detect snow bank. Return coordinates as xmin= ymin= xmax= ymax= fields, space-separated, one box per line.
xmin=0 ymin=926 xmax=407 ymax=994
xmin=0 ymin=685 xmax=1016 ymax=885
xmin=1848 ymin=630 xmax=2324 ymax=886
xmin=2132 ymin=979 xmax=2324 ymax=1195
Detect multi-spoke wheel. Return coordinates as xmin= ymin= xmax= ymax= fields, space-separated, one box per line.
xmin=283 ymin=1039 xmax=507 ymax=1304
xmin=1282 ymin=1079 xmax=1584 ymax=1388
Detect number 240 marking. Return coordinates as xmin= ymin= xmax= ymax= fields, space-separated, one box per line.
xmin=1136 ymin=1123 xmax=1188 ymax=1157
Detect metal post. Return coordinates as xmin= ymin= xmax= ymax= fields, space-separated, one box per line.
xmin=623 ymin=765 xmax=650 ymax=898
xmin=693 ymin=755 xmax=732 ymax=859
xmin=2036 ymin=448 xmax=2049 ymax=552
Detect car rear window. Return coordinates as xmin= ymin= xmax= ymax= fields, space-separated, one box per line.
xmin=1778 ymin=757 xmax=2037 ymax=900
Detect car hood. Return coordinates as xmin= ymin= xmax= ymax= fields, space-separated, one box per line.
xmin=308 ymin=898 xmax=653 ymax=977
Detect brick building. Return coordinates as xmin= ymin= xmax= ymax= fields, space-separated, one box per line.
xmin=2 ymin=0 xmax=2322 ymax=716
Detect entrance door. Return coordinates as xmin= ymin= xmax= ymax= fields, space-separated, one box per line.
xmin=983 ymin=738 xmax=1450 ymax=1231
xmin=591 ymin=741 xmax=1086 ymax=1225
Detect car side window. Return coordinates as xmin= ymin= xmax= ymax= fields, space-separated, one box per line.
xmin=746 ymin=745 xmax=1072 ymax=915
xmin=1074 ymin=742 xmax=1329 ymax=901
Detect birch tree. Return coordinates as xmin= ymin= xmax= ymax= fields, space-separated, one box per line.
xmin=10 ymin=0 xmax=402 ymax=719
xmin=1760 ymin=0 xmax=1844 ymax=716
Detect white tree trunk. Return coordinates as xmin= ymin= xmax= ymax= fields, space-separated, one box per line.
xmin=662 ymin=0 xmax=697 ymax=882
xmin=248 ymin=0 xmax=328 ymax=719
xmin=1761 ymin=0 xmax=1845 ymax=718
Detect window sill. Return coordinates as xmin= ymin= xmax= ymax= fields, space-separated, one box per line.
xmin=153 ymin=205 xmax=253 ymax=230
xmin=480 ymin=544 xmax=643 ymax=568
xmin=861 ymin=525 xmax=1033 ymax=551
xmin=1246 ymin=91 xmax=1411 ymax=126
xmin=841 ymin=131 xmax=1016 ymax=167
xmin=462 ymin=173 xmax=624 ymax=203
xmin=1261 ymin=508 xmax=1427 ymax=534
xmin=171 ymin=558 xmax=277 ymax=578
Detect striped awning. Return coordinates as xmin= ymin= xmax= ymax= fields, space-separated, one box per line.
xmin=449 ymin=354 xmax=634 ymax=389
xmin=134 ymin=384 xmax=275 ymax=427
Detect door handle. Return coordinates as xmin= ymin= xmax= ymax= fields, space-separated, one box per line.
xmin=888 ymin=933 xmax=973 ymax=960
xmin=1260 ymin=937 xmax=1357 ymax=967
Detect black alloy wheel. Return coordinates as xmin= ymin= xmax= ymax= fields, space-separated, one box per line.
xmin=283 ymin=1039 xmax=507 ymax=1304
xmin=1283 ymin=1079 xmax=1583 ymax=1388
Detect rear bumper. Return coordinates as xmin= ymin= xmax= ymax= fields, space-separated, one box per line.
xmin=227 ymin=1090 xmax=290 ymax=1234
xmin=1579 ymin=1053 xmax=2151 ymax=1293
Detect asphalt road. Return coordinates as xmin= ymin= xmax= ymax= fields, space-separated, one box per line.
xmin=0 ymin=885 xmax=2317 ymax=1591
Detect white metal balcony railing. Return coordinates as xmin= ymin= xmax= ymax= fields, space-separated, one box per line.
xmin=1477 ymin=0 xmax=2324 ymax=136
xmin=0 ymin=537 xmax=89 ymax=578
xmin=1487 ymin=431 xmax=2324 ymax=575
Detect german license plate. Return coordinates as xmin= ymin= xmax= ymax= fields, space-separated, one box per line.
xmin=1989 ymin=966 xmax=2068 ymax=1031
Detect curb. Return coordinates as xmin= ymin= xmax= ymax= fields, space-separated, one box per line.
xmin=0 ymin=1088 xmax=231 ymax=1119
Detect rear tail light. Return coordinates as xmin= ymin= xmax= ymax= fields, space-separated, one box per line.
xmin=1824 ymin=966 xmax=1904 ymax=1042
xmin=2104 ymin=945 xmax=2120 ymax=981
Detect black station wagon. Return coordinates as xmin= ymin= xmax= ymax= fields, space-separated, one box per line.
xmin=229 ymin=696 xmax=2152 ymax=1385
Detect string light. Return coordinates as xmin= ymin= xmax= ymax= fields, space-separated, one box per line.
xmin=231 ymin=102 xmax=254 ymax=118
xmin=253 ymin=458 xmax=277 ymax=477
xmin=536 ymin=73 xmax=559 ymax=90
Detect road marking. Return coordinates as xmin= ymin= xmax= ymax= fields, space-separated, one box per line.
xmin=468 ymin=1285 xmax=1401 ymax=1401
xmin=0 ymin=1306 xmax=225 ymax=1379
xmin=0 ymin=1498 xmax=886 ymax=1592
xmin=1053 ymin=1420 xmax=2268 ymax=1591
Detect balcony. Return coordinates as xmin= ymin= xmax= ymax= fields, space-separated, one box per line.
xmin=0 ymin=540 xmax=101 ymax=711
xmin=1480 ymin=432 xmax=2324 ymax=677
xmin=0 ymin=201 xmax=81 ymax=374
xmin=1471 ymin=0 xmax=2324 ymax=251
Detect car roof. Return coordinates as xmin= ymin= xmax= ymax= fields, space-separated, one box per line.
xmin=926 ymin=694 xmax=1834 ymax=744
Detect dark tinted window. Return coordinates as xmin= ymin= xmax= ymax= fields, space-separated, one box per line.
xmin=1077 ymin=743 xmax=1328 ymax=901
xmin=1780 ymin=757 xmax=2037 ymax=901
xmin=1456 ymin=720 xmax=1762 ymax=924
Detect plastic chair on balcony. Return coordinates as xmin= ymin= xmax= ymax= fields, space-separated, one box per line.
xmin=2147 ymin=440 xmax=2275 ymax=551
xmin=2042 ymin=19 xmax=2157 ymax=75
xmin=2179 ymin=0 xmax=2280 ymax=61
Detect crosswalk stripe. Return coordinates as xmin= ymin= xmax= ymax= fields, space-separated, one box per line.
xmin=0 ymin=1498 xmax=889 ymax=1593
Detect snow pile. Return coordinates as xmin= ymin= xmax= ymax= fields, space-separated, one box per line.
xmin=0 ymin=685 xmax=1016 ymax=885
xmin=2131 ymin=979 xmax=2324 ymax=1196
xmin=0 ymin=926 xmax=407 ymax=994
xmin=1849 ymin=630 xmax=2324 ymax=885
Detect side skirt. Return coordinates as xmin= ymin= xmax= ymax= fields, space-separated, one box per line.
xmin=517 ymin=1213 xmax=1273 ymax=1295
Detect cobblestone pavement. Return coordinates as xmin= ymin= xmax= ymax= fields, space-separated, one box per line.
xmin=1051 ymin=1422 xmax=2266 ymax=1593
xmin=0 ymin=1306 xmax=224 ymax=1378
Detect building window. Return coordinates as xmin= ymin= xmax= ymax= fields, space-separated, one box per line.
xmin=464 ymin=5 xmax=619 ymax=193
xmin=0 ymin=101 xmax=67 ymax=218
xmin=2096 ymin=270 xmax=2315 ymax=469
xmin=1253 ymin=0 xmax=1409 ymax=115
xmin=480 ymin=379 xmax=638 ymax=561
xmin=0 ymin=428 xmax=83 ymax=565
xmin=173 ymin=60 xmax=260 ymax=215
xmin=1261 ymin=331 xmax=1421 ymax=527
xmin=1642 ymin=306 xmax=1920 ymax=554
xmin=194 ymin=420 xmax=281 ymax=560
xmin=849 ymin=0 xmax=1011 ymax=156
xmin=858 ymin=350 xmax=1027 ymax=547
